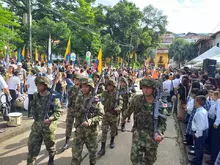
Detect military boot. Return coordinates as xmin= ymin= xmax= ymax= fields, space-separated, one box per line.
xmin=47 ymin=156 xmax=54 ymax=165
xmin=110 ymin=136 xmax=115 ymax=149
xmin=61 ymin=137 xmax=70 ymax=150
xmin=90 ymin=162 xmax=95 ymax=165
xmin=121 ymin=123 xmax=125 ymax=132
xmin=98 ymin=142 xmax=106 ymax=156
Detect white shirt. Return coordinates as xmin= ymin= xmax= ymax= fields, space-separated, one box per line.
xmin=163 ymin=79 xmax=172 ymax=92
xmin=6 ymin=76 xmax=20 ymax=90
xmin=192 ymin=107 xmax=209 ymax=138
xmin=0 ymin=75 xmax=8 ymax=95
xmin=26 ymin=75 xmax=37 ymax=94
xmin=208 ymin=100 xmax=217 ymax=120
xmin=214 ymin=99 xmax=220 ymax=126
xmin=172 ymin=78 xmax=180 ymax=89
xmin=187 ymin=97 xmax=194 ymax=114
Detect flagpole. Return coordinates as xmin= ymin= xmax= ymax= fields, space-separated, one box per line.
xmin=48 ymin=33 xmax=51 ymax=63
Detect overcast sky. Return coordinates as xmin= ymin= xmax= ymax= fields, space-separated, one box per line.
xmin=96 ymin=0 xmax=220 ymax=34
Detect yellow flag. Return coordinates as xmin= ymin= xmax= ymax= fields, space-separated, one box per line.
xmin=21 ymin=45 xmax=25 ymax=59
xmin=35 ymin=48 xmax=39 ymax=61
xmin=97 ymin=48 xmax=102 ymax=73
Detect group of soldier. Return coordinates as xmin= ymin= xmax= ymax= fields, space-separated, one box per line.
xmin=26 ymin=70 xmax=166 ymax=165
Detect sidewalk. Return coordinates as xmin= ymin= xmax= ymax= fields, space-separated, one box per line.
xmin=0 ymin=108 xmax=67 ymax=143
xmin=177 ymin=116 xmax=210 ymax=165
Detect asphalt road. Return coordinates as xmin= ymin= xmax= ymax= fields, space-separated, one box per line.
xmin=0 ymin=82 xmax=183 ymax=165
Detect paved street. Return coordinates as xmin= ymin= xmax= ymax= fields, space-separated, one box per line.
xmin=0 ymin=83 xmax=183 ymax=165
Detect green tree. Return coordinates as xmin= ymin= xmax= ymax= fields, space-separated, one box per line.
xmin=0 ymin=5 xmax=22 ymax=54
xmin=168 ymin=38 xmax=196 ymax=68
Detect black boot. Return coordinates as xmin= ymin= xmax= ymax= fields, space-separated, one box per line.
xmin=90 ymin=163 xmax=95 ymax=165
xmin=110 ymin=136 xmax=115 ymax=149
xmin=121 ymin=123 xmax=125 ymax=132
xmin=47 ymin=156 xmax=54 ymax=165
xmin=98 ymin=142 xmax=106 ymax=156
xmin=61 ymin=137 xmax=70 ymax=150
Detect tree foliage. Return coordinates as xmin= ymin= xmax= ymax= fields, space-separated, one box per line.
xmin=168 ymin=38 xmax=197 ymax=66
xmin=2 ymin=0 xmax=168 ymax=65
xmin=0 ymin=4 xmax=22 ymax=53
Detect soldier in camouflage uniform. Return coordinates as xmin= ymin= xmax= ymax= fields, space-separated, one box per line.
xmin=62 ymin=73 xmax=81 ymax=150
xmin=93 ymin=72 xmax=105 ymax=95
xmin=27 ymin=76 xmax=62 ymax=165
xmin=104 ymin=75 xmax=110 ymax=90
xmin=127 ymin=75 xmax=137 ymax=123
xmin=119 ymin=76 xmax=130 ymax=131
xmin=122 ymin=78 xmax=166 ymax=165
xmin=71 ymin=78 xmax=104 ymax=165
xmin=98 ymin=79 xmax=123 ymax=156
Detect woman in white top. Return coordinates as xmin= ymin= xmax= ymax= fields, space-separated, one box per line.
xmin=26 ymin=70 xmax=37 ymax=117
xmin=6 ymin=69 xmax=20 ymax=112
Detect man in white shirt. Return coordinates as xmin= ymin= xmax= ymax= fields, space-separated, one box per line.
xmin=26 ymin=70 xmax=37 ymax=117
xmin=163 ymin=75 xmax=172 ymax=93
xmin=189 ymin=95 xmax=209 ymax=165
xmin=0 ymin=66 xmax=11 ymax=99
xmin=16 ymin=62 xmax=27 ymax=94
xmin=6 ymin=70 xmax=20 ymax=112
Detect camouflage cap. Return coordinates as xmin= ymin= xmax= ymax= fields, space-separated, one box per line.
xmin=120 ymin=77 xmax=128 ymax=85
xmin=107 ymin=79 xmax=117 ymax=87
xmin=80 ymin=78 xmax=95 ymax=88
xmin=93 ymin=72 xmax=100 ymax=78
xmin=35 ymin=76 xmax=51 ymax=88
xmin=72 ymin=73 xmax=81 ymax=79
xmin=140 ymin=78 xmax=157 ymax=89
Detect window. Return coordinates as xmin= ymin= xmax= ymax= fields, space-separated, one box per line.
xmin=217 ymin=43 xmax=219 ymax=47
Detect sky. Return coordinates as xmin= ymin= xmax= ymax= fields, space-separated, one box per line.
xmin=97 ymin=0 xmax=220 ymax=34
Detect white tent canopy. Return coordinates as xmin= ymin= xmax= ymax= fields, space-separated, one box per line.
xmin=192 ymin=53 xmax=220 ymax=67
xmin=188 ymin=46 xmax=220 ymax=64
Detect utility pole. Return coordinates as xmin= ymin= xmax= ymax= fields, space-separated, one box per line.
xmin=28 ymin=0 xmax=33 ymax=62
xmin=128 ymin=35 xmax=133 ymax=68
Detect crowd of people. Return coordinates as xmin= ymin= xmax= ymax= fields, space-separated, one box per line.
xmin=154 ymin=68 xmax=220 ymax=165
xmin=1 ymin=57 xmax=220 ymax=165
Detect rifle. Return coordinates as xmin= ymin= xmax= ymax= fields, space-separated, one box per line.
xmin=153 ymin=84 xmax=167 ymax=140
xmin=115 ymin=77 xmax=121 ymax=126
xmin=76 ymin=72 xmax=104 ymax=128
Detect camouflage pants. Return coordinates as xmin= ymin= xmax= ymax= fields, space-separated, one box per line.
xmin=65 ymin=108 xmax=75 ymax=138
xmin=71 ymin=127 xmax=98 ymax=165
xmin=121 ymin=106 xmax=128 ymax=124
xmin=101 ymin=113 xmax=118 ymax=142
xmin=130 ymin=130 xmax=158 ymax=165
xmin=27 ymin=121 xmax=57 ymax=165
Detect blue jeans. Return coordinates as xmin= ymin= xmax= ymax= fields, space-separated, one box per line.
xmin=192 ymin=129 xmax=208 ymax=165
xmin=20 ymin=83 xmax=24 ymax=94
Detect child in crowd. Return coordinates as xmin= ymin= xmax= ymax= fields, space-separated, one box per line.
xmin=189 ymin=95 xmax=209 ymax=165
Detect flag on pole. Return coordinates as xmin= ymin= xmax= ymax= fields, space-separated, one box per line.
xmin=48 ymin=33 xmax=52 ymax=63
xmin=97 ymin=48 xmax=102 ymax=73
xmin=17 ymin=48 xmax=21 ymax=62
xmin=35 ymin=48 xmax=39 ymax=61
xmin=64 ymin=39 xmax=71 ymax=62
xmin=21 ymin=45 xmax=25 ymax=60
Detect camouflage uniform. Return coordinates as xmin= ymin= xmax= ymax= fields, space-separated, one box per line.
xmin=119 ymin=77 xmax=130 ymax=131
xmin=71 ymin=78 xmax=104 ymax=165
xmin=27 ymin=76 xmax=62 ymax=165
xmin=98 ymin=79 xmax=123 ymax=156
xmin=123 ymin=78 xmax=166 ymax=165
xmin=65 ymin=74 xmax=81 ymax=139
